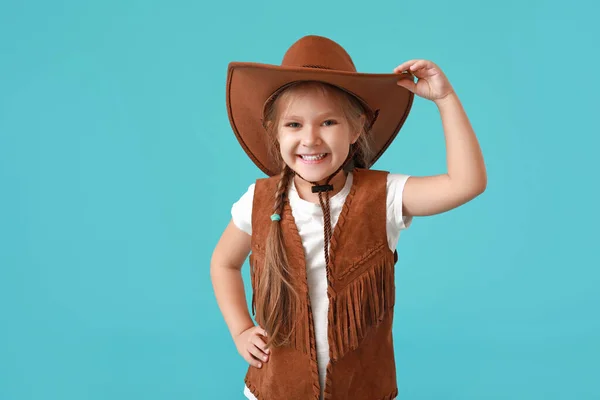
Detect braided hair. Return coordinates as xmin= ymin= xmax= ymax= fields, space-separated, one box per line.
xmin=255 ymin=164 xmax=299 ymax=347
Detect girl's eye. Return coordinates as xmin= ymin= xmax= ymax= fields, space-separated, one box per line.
xmin=286 ymin=122 xmax=301 ymax=128
xmin=323 ymin=120 xmax=337 ymax=126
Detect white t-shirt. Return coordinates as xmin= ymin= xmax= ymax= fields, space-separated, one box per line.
xmin=231 ymin=171 xmax=412 ymax=400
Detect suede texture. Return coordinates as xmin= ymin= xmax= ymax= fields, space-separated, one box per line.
xmin=245 ymin=168 xmax=399 ymax=400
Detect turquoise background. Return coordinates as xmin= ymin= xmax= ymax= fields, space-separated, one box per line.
xmin=1 ymin=0 xmax=598 ymax=398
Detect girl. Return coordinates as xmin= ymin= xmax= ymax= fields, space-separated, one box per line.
xmin=211 ymin=35 xmax=486 ymax=400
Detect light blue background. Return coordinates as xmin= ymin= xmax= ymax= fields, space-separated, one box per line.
xmin=1 ymin=0 xmax=598 ymax=399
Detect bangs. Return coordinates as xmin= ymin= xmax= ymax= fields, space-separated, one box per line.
xmin=275 ymin=82 xmax=353 ymax=123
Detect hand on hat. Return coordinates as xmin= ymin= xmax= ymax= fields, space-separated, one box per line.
xmin=394 ymin=60 xmax=455 ymax=103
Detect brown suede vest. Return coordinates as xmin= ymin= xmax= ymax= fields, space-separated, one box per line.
xmin=245 ymin=168 xmax=399 ymax=400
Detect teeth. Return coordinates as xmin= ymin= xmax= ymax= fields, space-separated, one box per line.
xmin=301 ymin=153 xmax=326 ymax=161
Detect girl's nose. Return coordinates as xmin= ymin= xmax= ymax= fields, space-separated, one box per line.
xmin=301 ymin=126 xmax=322 ymax=147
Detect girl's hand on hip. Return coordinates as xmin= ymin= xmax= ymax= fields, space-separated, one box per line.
xmin=234 ymin=325 xmax=270 ymax=368
xmin=394 ymin=60 xmax=455 ymax=103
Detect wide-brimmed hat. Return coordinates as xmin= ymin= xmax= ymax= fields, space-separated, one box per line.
xmin=226 ymin=35 xmax=415 ymax=177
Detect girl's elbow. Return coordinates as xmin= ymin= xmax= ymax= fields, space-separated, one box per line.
xmin=471 ymin=177 xmax=487 ymax=199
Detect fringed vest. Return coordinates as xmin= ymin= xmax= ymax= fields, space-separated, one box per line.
xmin=245 ymin=168 xmax=399 ymax=400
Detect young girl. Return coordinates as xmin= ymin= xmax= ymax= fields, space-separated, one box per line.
xmin=211 ymin=35 xmax=486 ymax=400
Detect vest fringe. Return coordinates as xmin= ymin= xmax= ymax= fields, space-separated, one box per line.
xmin=250 ymin=254 xmax=257 ymax=317
xmin=307 ymin=302 xmax=322 ymax=400
xmin=323 ymin=362 xmax=334 ymax=400
xmin=329 ymin=256 xmax=396 ymax=361
xmin=290 ymin=294 xmax=310 ymax=355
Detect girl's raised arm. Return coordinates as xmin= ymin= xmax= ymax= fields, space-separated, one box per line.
xmin=395 ymin=60 xmax=487 ymax=217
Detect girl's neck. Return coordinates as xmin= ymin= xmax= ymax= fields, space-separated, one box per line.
xmin=293 ymin=170 xmax=349 ymax=205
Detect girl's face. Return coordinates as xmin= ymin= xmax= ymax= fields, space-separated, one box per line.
xmin=276 ymin=88 xmax=360 ymax=184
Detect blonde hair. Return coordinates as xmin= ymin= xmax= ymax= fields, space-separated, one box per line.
xmin=257 ymin=81 xmax=375 ymax=348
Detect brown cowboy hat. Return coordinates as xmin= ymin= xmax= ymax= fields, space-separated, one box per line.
xmin=226 ymin=35 xmax=415 ymax=177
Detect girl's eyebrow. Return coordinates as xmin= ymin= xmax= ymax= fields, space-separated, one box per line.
xmin=282 ymin=112 xmax=340 ymax=120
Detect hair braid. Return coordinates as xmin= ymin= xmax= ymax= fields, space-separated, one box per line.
xmin=258 ymin=164 xmax=299 ymax=348
xmin=273 ymin=164 xmax=293 ymax=216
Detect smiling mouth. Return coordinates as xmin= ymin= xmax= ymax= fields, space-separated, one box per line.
xmin=298 ymin=153 xmax=328 ymax=161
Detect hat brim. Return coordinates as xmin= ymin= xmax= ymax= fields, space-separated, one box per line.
xmin=226 ymin=62 xmax=414 ymax=177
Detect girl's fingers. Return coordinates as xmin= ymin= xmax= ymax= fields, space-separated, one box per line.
xmin=244 ymin=351 xmax=263 ymax=368
xmin=251 ymin=335 xmax=270 ymax=355
xmin=394 ymin=59 xmax=420 ymax=73
xmin=237 ymin=326 xmax=270 ymax=368
xmin=248 ymin=343 xmax=269 ymax=363
xmin=409 ymin=60 xmax=429 ymax=72
xmin=407 ymin=61 xmax=429 ymax=80
xmin=395 ymin=60 xmax=433 ymax=77
xmin=256 ymin=327 xmax=268 ymax=338
xmin=397 ymin=78 xmax=417 ymax=92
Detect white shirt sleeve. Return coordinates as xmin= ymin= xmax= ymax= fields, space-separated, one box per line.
xmin=231 ymin=183 xmax=255 ymax=236
xmin=386 ymin=173 xmax=412 ymax=252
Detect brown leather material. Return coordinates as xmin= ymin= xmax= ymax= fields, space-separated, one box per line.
xmin=245 ymin=168 xmax=399 ymax=400
xmin=226 ymin=35 xmax=414 ymax=177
